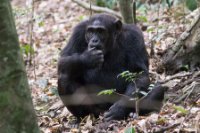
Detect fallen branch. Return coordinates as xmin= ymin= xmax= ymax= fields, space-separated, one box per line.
xmin=159 ymin=72 xmax=192 ymax=84
xmin=179 ymin=71 xmax=200 ymax=88
xmin=174 ymin=81 xmax=197 ymax=103
xmin=71 ymin=0 xmax=122 ymax=19
xmin=174 ymin=71 xmax=200 ymax=103
xmin=161 ymin=8 xmax=200 ymax=73
xmin=163 ymin=8 xmax=200 ymax=63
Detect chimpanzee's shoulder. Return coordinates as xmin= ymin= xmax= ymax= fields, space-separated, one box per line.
xmin=122 ymin=24 xmax=143 ymax=37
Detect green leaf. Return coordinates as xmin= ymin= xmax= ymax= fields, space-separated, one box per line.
xmin=117 ymin=71 xmax=130 ymax=78
xmin=136 ymin=15 xmax=148 ymax=22
xmin=118 ymin=71 xmax=144 ymax=84
xmin=129 ymin=98 xmax=137 ymax=101
xmin=20 ymin=44 xmax=34 ymax=56
xmin=125 ymin=76 xmax=134 ymax=82
xmin=139 ymin=91 xmax=148 ymax=96
xmin=98 ymin=89 xmax=115 ymax=96
xmin=147 ymin=27 xmax=154 ymax=33
xmin=124 ymin=126 xmax=135 ymax=133
xmin=117 ymin=71 xmax=144 ymax=91
xmin=181 ymin=65 xmax=189 ymax=71
xmin=148 ymin=84 xmax=155 ymax=90
xmin=186 ymin=0 xmax=197 ymax=11
xmin=79 ymin=15 xmax=87 ymax=21
xmin=173 ymin=105 xmax=188 ymax=115
xmin=38 ymin=21 xmax=44 ymax=27
xmin=156 ymin=117 xmax=166 ymax=125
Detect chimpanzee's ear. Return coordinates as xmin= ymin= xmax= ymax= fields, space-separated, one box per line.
xmin=114 ymin=19 xmax=122 ymax=31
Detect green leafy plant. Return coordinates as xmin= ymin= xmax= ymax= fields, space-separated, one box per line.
xmin=148 ymin=84 xmax=155 ymax=90
xmin=117 ymin=71 xmax=143 ymax=82
xmin=118 ymin=71 xmax=146 ymax=96
xmin=20 ymin=44 xmax=34 ymax=57
xmin=136 ymin=15 xmax=148 ymax=23
xmin=98 ymin=71 xmax=143 ymax=95
xmin=98 ymin=70 xmax=145 ymax=118
xmin=98 ymin=89 xmax=116 ymax=96
xmin=156 ymin=117 xmax=167 ymax=125
xmin=98 ymin=71 xmax=159 ymax=119
xmin=118 ymin=71 xmax=144 ymax=118
xmin=38 ymin=21 xmax=45 ymax=27
xmin=173 ymin=105 xmax=188 ymax=115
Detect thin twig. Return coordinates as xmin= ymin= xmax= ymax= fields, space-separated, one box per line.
xmin=150 ymin=0 xmax=161 ymax=57
xmin=133 ymin=81 xmax=139 ymax=118
xmin=89 ymin=0 xmax=92 ymax=18
xmin=178 ymin=105 xmax=195 ymax=131
xmin=184 ymin=82 xmax=198 ymax=102
xmin=179 ymin=71 xmax=200 ymax=88
xmin=182 ymin=0 xmax=186 ymax=27
xmin=154 ymin=123 xmax=180 ymax=133
xmin=28 ymin=0 xmax=36 ymax=80
xmin=174 ymin=81 xmax=196 ymax=103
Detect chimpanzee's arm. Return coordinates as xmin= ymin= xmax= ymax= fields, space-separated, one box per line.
xmin=58 ymin=54 xmax=87 ymax=78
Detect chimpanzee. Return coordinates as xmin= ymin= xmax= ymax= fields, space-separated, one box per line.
xmin=58 ymin=14 xmax=166 ymax=121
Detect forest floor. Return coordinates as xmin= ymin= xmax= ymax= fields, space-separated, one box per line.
xmin=12 ymin=0 xmax=199 ymax=132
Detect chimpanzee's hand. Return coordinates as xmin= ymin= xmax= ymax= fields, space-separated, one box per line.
xmin=81 ymin=47 xmax=104 ymax=68
xmin=104 ymin=101 xmax=127 ymax=121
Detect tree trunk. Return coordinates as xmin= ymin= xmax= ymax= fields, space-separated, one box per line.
xmin=119 ymin=0 xmax=134 ymax=24
xmin=0 ymin=0 xmax=40 ymax=133
xmin=161 ymin=8 xmax=200 ymax=74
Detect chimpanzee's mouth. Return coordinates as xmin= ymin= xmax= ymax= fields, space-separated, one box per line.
xmin=89 ymin=44 xmax=103 ymax=51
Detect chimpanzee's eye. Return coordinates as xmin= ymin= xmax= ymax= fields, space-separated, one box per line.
xmin=86 ymin=28 xmax=94 ymax=37
xmin=97 ymin=28 xmax=106 ymax=34
xmin=87 ymin=32 xmax=93 ymax=38
xmin=85 ymin=30 xmax=93 ymax=42
xmin=96 ymin=28 xmax=107 ymax=40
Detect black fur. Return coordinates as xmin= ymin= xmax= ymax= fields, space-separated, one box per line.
xmin=58 ymin=14 xmax=165 ymax=121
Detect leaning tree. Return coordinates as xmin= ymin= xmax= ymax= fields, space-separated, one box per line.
xmin=0 ymin=0 xmax=40 ymax=132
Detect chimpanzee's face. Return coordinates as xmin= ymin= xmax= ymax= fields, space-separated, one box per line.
xmin=85 ymin=20 xmax=109 ymax=52
xmin=85 ymin=14 xmax=122 ymax=54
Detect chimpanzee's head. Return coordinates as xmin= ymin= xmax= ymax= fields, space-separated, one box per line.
xmin=85 ymin=14 xmax=122 ymax=53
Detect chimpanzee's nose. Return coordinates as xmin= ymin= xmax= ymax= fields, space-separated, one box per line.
xmin=92 ymin=38 xmax=100 ymax=44
xmin=90 ymin=38 xmax=102 ymax=49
